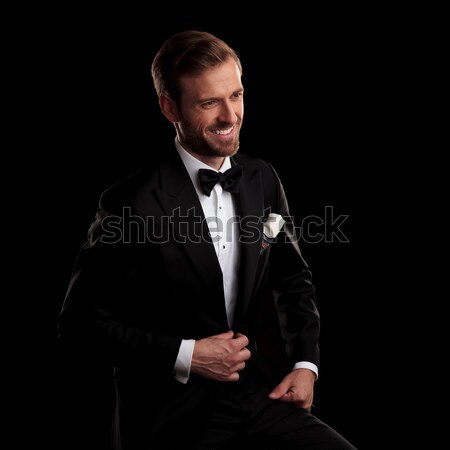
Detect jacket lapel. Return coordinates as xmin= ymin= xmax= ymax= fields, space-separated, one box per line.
xmin=153 ymin=146 xmax=225 ymax=298
xmin=232 ymin=157 xmax=264 ymax=325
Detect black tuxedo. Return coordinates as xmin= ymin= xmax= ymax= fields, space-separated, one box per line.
xmin=58 ymin=143 xmax=323 ymax=449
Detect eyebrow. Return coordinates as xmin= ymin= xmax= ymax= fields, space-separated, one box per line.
xmin=196 ymin=89 xmax=244 ymax=103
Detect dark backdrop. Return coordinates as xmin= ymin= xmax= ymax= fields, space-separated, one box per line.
xmin=53 ymin=14 xmax=392 ymax=449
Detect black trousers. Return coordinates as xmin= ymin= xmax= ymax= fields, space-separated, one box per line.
xmin=191 ymin=371 xmax=357 ymax=450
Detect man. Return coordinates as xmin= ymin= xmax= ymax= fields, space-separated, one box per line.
xmin=58 ymin=30 xmax=357 ymax=449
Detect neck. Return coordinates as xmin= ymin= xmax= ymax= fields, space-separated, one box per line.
xmin=189 ymin=152 xmax=225 ymax=171
xmin=178 ymin=140 xmax=225 ymax=170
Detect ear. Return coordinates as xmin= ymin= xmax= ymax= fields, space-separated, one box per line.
xmin=159 ymin=94 xmax=179 ymax=123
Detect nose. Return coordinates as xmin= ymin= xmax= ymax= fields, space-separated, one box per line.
xmin=218 ymin=100 xmax=237 ymax=124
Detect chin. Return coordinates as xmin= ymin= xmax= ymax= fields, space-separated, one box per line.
xmin=207 ymin=140 xmax=240 ymax=158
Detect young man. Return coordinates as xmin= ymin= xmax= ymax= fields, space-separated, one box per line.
xmin=58 ymin=30 xmax=357 ymax=449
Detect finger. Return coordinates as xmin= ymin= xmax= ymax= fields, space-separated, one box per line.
xmin=239 ymin=348 xmax=251 ymax=361
xmin=278 ymin=391 xmax=297 ymax=403
xmin=289 ymin=394 xmax=313 ymax=409
xmin=227 ymin=352 xmax=249 ymax=367
xmin=214 ymin=330 xmax=234 ymax=340
xmin=233 ymin=333 xmax=249 ymax=348
xmin=223 ymin=372 xmax=240 ymax=382
xmin=230 ymin=361 xmax=246 ymax=372
xmin=268 ymin=380 xmax=291 ymax=400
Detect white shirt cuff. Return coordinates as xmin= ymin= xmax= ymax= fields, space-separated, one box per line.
xmin=173 ymin=339 xmax=195 ymax=384
xmin=293 ymin=361 xmax=319 ymax=380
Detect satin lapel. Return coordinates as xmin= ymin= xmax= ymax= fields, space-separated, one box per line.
xmin=153 ymin=147 xmax=224 ymax=293
xmin=233 ymin=160 xmax=264 ymax=325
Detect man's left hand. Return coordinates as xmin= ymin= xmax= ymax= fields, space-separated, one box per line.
xmin=268 ymin=368 xmax=315 ymax=409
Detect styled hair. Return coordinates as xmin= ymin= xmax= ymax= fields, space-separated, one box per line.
xmin=151 ymin=30 xmax=242 ymax=103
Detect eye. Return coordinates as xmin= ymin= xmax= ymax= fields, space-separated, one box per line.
xmin=201 ymin=100 xmax=217 ymax=109
xmin=231 ymin=92 xmax=243 ymax=100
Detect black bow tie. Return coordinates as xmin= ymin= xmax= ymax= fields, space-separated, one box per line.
xmin=198 ymin=165 xmax=242 ymax=197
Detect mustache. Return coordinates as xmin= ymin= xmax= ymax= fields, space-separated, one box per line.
xmin=208 ymin=117 xmax=242 ymax=130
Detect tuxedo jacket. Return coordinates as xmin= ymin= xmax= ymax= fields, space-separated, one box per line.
xmin=58 ymin=142 xmax=320 ymax=449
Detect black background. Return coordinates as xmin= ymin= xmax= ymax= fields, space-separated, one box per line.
xmin=52 ymin=12 xmax=399 ymax=449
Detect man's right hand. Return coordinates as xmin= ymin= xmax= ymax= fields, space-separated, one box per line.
xmin=190 ymin=331 xmax=251 ymax=382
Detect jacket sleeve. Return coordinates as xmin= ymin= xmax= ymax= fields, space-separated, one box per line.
xmin=266 ymin=163 xmax=320 ymax=367
xmin=57 ymin=189 xmax=181 ymax=379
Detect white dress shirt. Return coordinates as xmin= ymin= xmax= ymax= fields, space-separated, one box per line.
xmin=172 ymin=140 xmax=318 ymax=383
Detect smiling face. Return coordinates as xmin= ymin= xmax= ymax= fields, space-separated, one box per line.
xmin=172 ymin=58 xmax=244 ymax=164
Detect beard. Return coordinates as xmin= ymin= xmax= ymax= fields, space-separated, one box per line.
xmin=177 ymin=118 xmax=242 ymax=158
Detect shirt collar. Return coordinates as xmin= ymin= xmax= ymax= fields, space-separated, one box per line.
xmin=174 ymin=138 xmax=232 ymax=196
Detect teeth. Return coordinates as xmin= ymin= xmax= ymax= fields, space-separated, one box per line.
xmin=212 ymin=127 xmax=233 ymax=135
